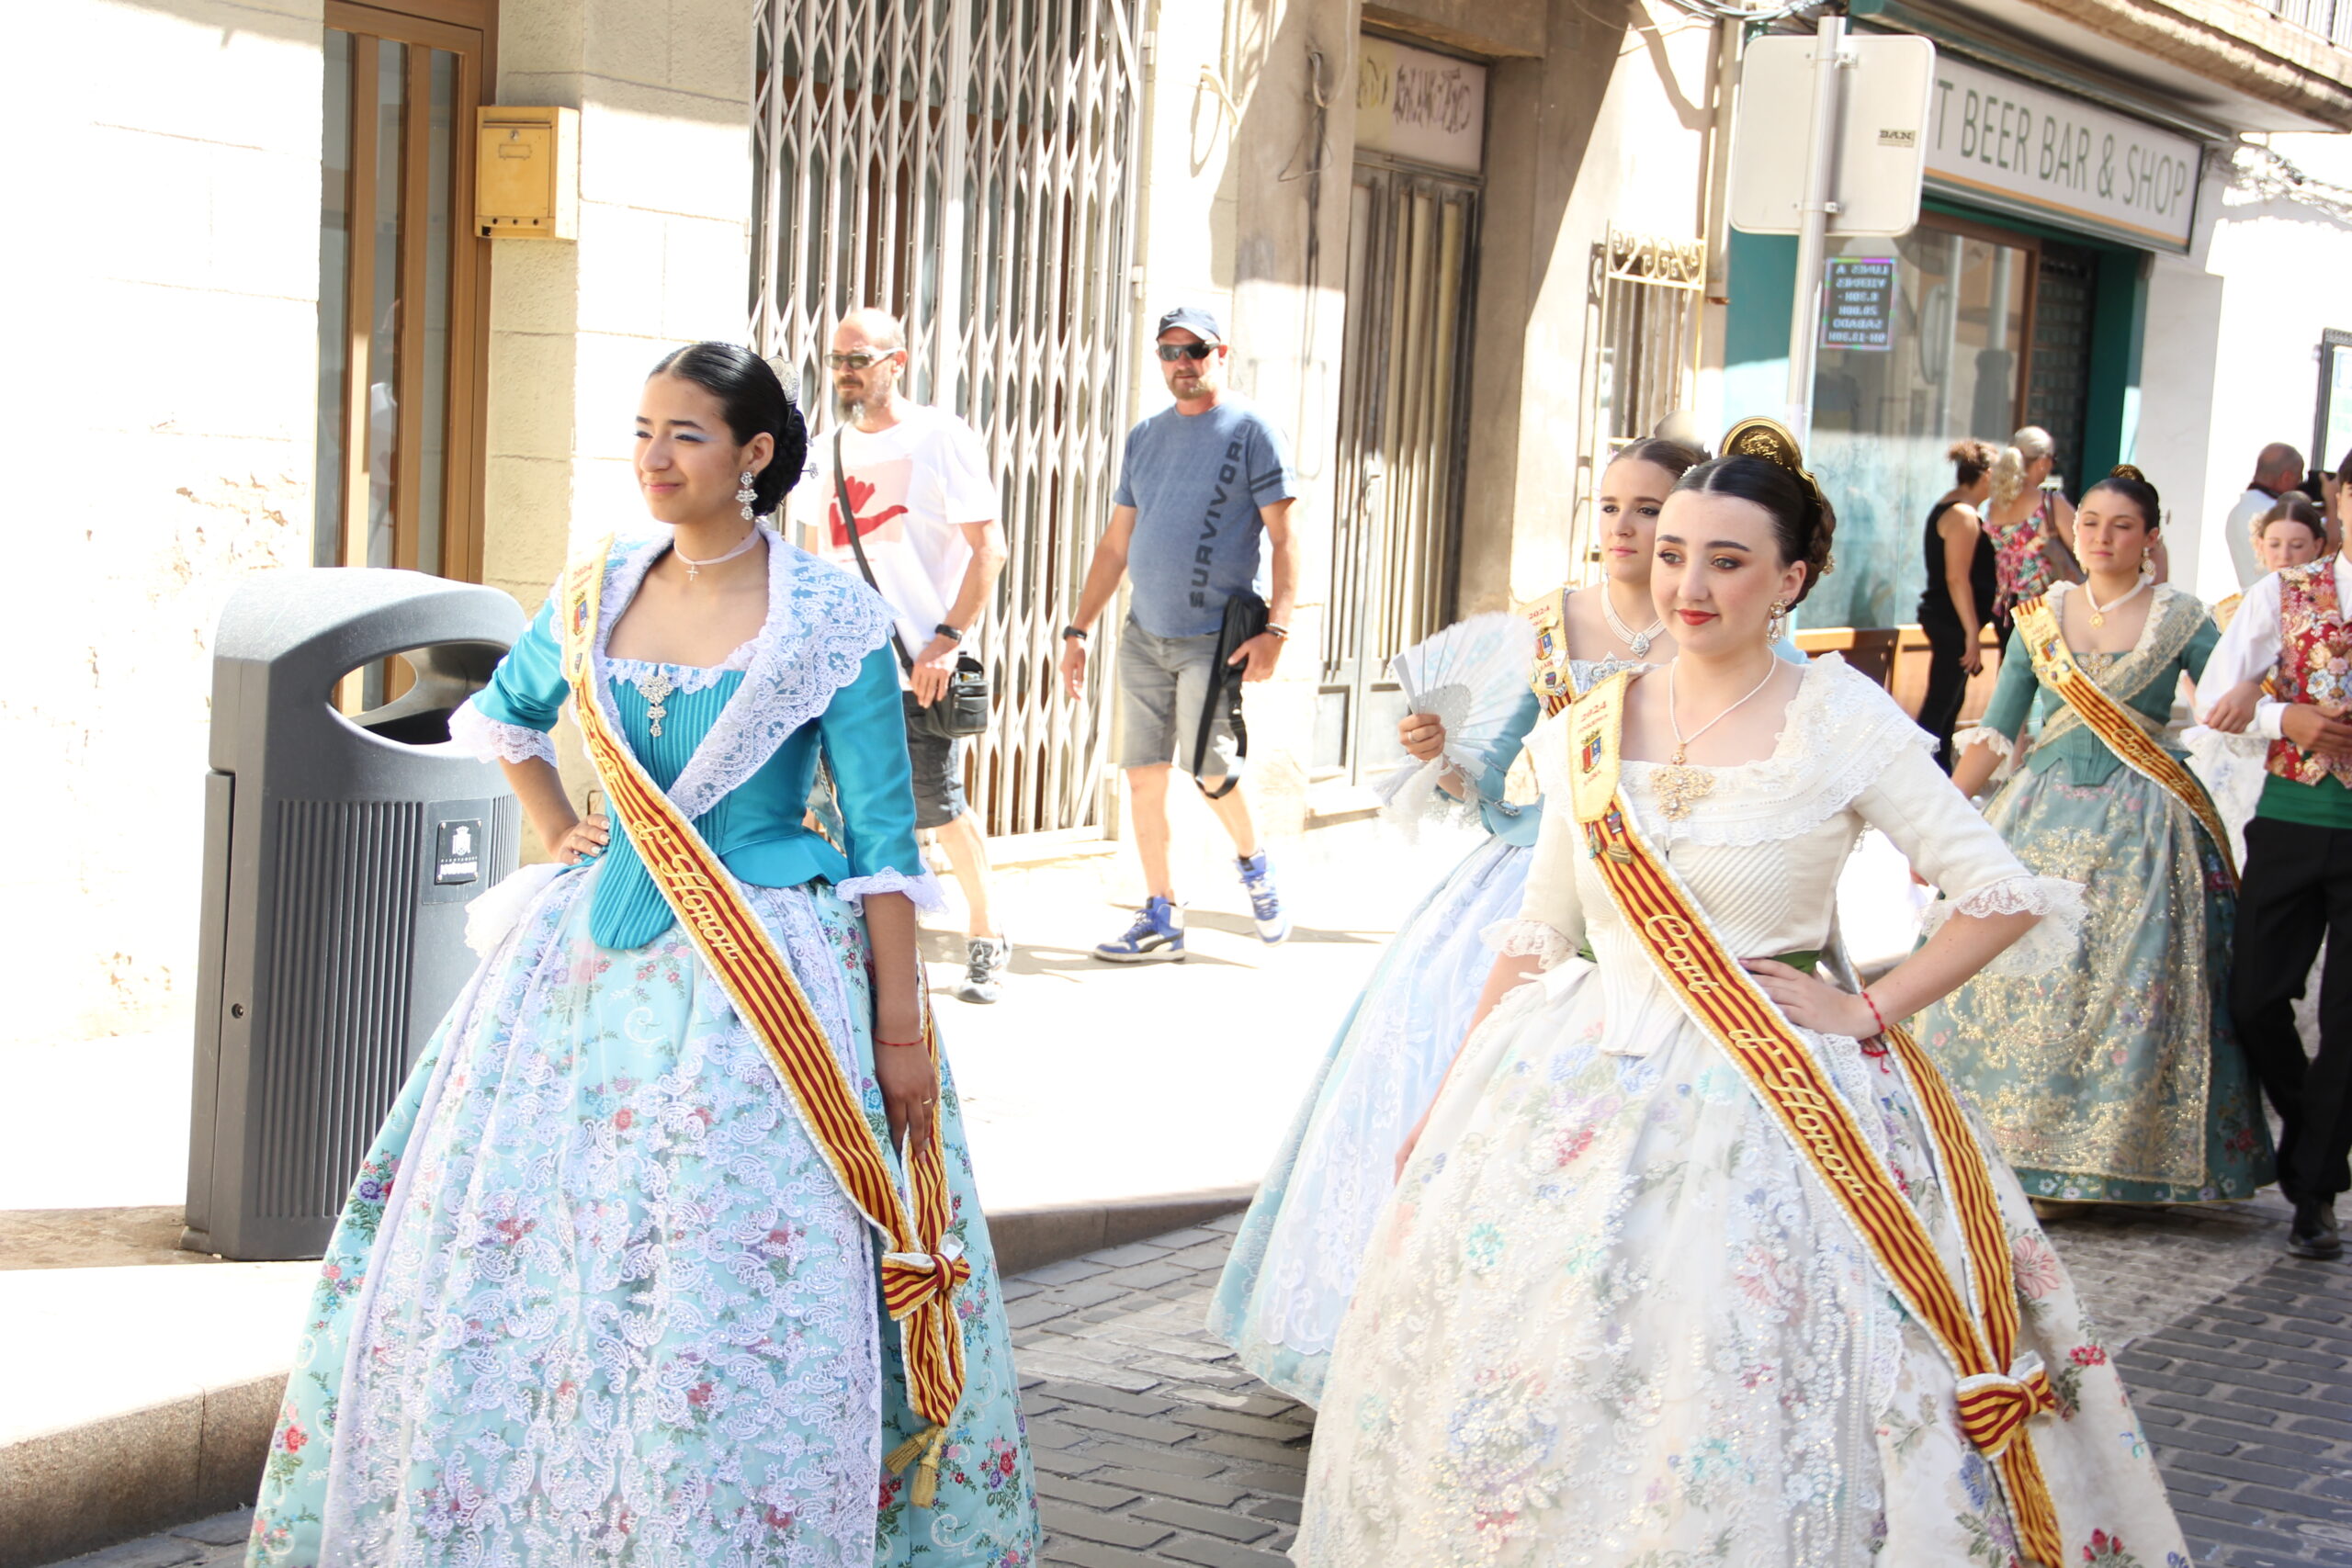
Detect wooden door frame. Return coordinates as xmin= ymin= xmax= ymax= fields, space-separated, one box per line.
xmin=322 ymin=0 xmax=496 ymax=584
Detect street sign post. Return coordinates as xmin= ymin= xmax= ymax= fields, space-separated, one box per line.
xmin=1730 ymin=21 xmax=1936 ymax=440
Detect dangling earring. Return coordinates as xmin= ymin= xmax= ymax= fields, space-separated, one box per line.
xmin=1767 ymin=598 xmax=1790 ymax=643
xmin=736 ymin=470 xmax=759 ymax=522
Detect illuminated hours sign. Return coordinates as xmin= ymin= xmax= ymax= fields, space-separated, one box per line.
xmin=1923 ymin=54 xmax=2202 ymax=253
xmin=1822 ymin=257 xmax=1896 ymax=350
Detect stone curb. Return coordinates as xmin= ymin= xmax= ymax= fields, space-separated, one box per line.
xmin=3 ymin=1186 xmax=1258 ymax=1568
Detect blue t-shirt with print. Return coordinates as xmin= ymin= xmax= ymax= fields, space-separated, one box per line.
xmin=1114 ymin=397 xmax=1299 ymax=637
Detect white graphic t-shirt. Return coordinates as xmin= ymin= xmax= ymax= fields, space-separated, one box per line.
xmin=793 ymin=404 xmax=1000 ymax=688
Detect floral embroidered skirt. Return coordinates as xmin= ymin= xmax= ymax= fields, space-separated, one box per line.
xmin=1920 ymin=761 xmax=2274 ymax=1203
xmin=244 ymin=867 xmax=1036 ymax=1568
xmin=1208 ymin=833 xmax=1532 ymax=1405
xmin=1297 ymin=961 xmax=2189 ymax=1566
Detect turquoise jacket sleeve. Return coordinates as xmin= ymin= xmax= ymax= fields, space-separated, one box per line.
xmin=1978 ymin=626 xmax=2039 ymax=741
xmin=1469 ymin=688 xmax=1544 ymax=840
xmin=2181 ymin=614 xmax=2221 ymax=687
xmin=472 ymin=594 xmax=568 ymax=731
xmin=818 ymin=645 xmax=927 ymax=883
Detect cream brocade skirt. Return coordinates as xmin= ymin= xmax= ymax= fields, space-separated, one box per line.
xmin=1296 ymin=956 xmax=2190 ymax=1568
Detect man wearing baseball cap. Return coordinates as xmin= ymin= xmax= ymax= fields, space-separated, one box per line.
xmin=1057 ymin=306 xmax=1300 ymax=961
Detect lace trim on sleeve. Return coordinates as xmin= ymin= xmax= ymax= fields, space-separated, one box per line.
xmin=1481 ymin=918 xmax=1576 ymax=971
xmin=1921 ymin=873 xmax=2085 ymax=978
xmin=834 ymin=868 xmax=949 ymax=915
xmin=448 ymin=695 xmax=557 ymax=765
xmin=1951 ymin=725 xmax=2013 ymax=760
xmin=1374 ymin=758 xmax=1487 ymax=838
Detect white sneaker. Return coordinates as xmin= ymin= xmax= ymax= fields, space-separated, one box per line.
xmin=954 ymin=936 xmax=1012 ymax=1003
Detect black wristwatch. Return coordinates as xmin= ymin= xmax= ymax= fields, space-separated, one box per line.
xmin=1062 ymin=625 xmax=1089 ymax=641
xmin=934 ymin=622 xmax=965 ymax=644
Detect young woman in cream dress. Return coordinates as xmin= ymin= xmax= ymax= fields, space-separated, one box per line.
xmin=1298 ymin=436 xmax=2188 ymax=1567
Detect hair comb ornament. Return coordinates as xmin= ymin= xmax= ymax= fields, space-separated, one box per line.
xmin=2110 ymin=462 xmax=2148 ymax=482
xmin=761 ymin=348 xmax=800 ymax=404
xmin=1719 ymin=416 xmax=1836 ymax=578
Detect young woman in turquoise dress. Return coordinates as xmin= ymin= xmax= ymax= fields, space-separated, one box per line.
xmin=1205 ymin=439 xmax=1702 ymax=1404
xmin=243 ymin=344 xmax=1036 ymax=1568
xmin=1925 ymin=466 xmax=2271 ymax=1205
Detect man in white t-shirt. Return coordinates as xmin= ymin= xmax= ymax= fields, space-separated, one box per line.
xmin=792 ymin=309 xmax=1013 ymax=1002
xmin=2222 ymin=442 xmax=2306 ymax=591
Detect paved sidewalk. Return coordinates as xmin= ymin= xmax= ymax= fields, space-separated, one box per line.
xmin=59 ymin=1199 xmax=2352 ymax=1568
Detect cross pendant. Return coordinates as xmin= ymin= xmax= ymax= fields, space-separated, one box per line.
xmin=1652 ymin=761 xmax=1713 ymax=821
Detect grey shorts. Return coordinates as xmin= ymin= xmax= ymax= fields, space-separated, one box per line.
xmin=1114 ymin=615 xmax=1241 ymax=774
xmin=901 ymin=693 xmax=970 ymax=830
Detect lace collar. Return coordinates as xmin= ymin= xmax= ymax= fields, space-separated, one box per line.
xmin=2039 ymin=580 xmax=2204 ymax=701
xmin=1528 ymin=655 xmax=1933 ymax=848
xmin=581 ymin=526 xmax=893 ymax=819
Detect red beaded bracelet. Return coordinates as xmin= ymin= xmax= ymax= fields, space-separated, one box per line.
xmin=1860 ymin=988 xmax=1888 ymax=1038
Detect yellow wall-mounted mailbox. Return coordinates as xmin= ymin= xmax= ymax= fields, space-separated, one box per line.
xmin=476 ymin=107 xmax=578 ymax=239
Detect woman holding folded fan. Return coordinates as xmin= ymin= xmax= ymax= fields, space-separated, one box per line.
xmin=243 ymin=343 xmax=1035 ymax=1568
xmin=1299 ymin=423 xmax=2186 ymax=1565
xmin=1926 ymin=468 xmax=2270 ymax=1208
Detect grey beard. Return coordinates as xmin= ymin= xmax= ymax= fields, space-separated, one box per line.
xmin=832 ymin=389 xmax=864 ymax=419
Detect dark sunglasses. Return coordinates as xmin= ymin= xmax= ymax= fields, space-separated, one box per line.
xmin=826 ymin=349 xmax=898 ymax=370
xmin=1156 ymin=342 xmax=1215 ymax=362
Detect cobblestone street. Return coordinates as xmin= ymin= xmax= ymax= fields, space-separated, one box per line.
xmin=59 ymin=1196 xmax=2352 ymax=1568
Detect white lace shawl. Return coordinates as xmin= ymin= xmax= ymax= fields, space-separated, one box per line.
xmin=1493 ymin=655 xmax=2081 ymax=974
xmin=450 ymin=532 xmax=944 ymax=914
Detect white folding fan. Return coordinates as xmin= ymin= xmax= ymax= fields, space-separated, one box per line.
xmin=1374 ymin=610 xmax=1538 ymax=829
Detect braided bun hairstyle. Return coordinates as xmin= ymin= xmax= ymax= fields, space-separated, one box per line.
xmin=647 ymin=342 xmax=808 ymax=518
xmin=2085 ymin=462 xmax=2161 ymax=531
xmin=1673 ymin=420 xmax=1838 ymax=607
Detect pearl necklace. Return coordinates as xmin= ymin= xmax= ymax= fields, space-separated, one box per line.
xmin=1651 ymin=658 xmax=1783 ymax=820
xmin=2082 ymin=574 xmax=2149 ymax=628
xmin=1600 ymin=581 xmax=1666 ymax=658
xmin=673 ymin=526 xmax=763 ymax=581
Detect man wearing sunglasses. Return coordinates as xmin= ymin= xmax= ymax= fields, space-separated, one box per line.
xmin=1058 ymin=305 xmax=1299 ymax=962
xmin=792 ymin=308 xmax=1014 ymax=1002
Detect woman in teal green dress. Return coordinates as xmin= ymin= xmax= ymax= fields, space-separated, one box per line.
xmin=1924 ymin=466 xmax=2272 ymax=1204
xmin=244 ymin=344 xmax=1035 ymax=1567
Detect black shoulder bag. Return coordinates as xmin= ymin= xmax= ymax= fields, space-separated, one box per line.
xmin=1192 ymin=591 xmax=1267 ymax=800
xmin=833 ymin=429 xmax=991 ymax=740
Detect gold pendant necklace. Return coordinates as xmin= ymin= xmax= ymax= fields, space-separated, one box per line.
xmin=1652 ymin=658 xmax=1781 ymax=820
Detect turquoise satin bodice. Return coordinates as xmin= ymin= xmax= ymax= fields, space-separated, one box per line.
xmin=472 ymin=592 xmax=923 ymax=951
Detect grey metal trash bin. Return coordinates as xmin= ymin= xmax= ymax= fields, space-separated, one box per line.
xmin=184 ymin=569 xmax=526 ymax=1260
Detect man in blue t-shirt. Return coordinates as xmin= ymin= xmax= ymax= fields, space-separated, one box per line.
xmin=1058 ymin=306 xmax=1300 ymax=962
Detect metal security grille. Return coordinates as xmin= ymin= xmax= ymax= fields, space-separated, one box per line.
xmin=750 ymin=0 xmax=1142 ymax=836
xmin=1320 ymin=163 xmax=1481 ymax=781
xmin=2026 ymin=240 xmax=2096 ymax=481
xmin=1570 ymin=229 xmax=1706 ymax=579
xmin=2272 ymin=0 xmax=2352 ymax=49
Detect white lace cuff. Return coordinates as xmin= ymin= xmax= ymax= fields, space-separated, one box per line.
xmin=1481 ymin=918 xmax=1577 ymax=971
xmin=449 ymin=696 xmax=557 ymax=765
xmin=1922 ymin=874 xmax=2085 ymax=978
xmin=1951 ymin=726 xmax=2014 ymax=760
xmin=1374 ymin=758 xmax=1485 ymax=839
xmin=835 ymin=868 xmax=949 ymax=914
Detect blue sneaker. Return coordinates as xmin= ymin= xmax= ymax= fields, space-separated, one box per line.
xmin=1238 ymin=852 xmax=1290 ymax=943
xmin=1095 ymin=896 xmax=1187 ymax=963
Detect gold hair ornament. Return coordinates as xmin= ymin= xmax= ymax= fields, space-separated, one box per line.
xmin=1719 ymin=416 xmax=1834 ymax=579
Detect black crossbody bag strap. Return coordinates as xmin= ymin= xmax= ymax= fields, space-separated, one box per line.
xmin=833 ymin=429 xmax=917 ymax=676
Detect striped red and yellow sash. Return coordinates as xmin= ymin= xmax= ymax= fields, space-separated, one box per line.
xmin=1566 ymin=671 xmax=2064 ymax=1567
xmin=559 ymin=539 xmax=968 ymax=1503
xmin=2014 ymin=594 xmax=2240 ymax=888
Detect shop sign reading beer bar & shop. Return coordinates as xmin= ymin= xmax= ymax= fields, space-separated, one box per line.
xmin=1923 ymin=53 xmax=2203 ymax=253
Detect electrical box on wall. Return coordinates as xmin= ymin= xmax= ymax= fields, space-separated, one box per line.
xmin=475 ymin=107 xmax=578 ymax=240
